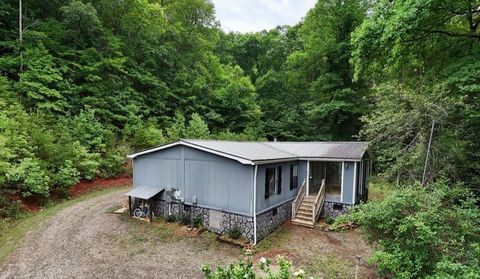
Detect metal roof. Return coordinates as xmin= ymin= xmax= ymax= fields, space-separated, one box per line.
xmin=128 ymin=139 xmax=368 ymax=164
xmin=125 ymin=185 xmax=165 ymax=200
xmin=264 ymin=142 xmax=369 ymax=160
xmin=184 ymin=139 xmax=295 ymax=161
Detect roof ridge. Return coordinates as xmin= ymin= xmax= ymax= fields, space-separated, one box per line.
xmin=266 ymin=141 xmax=368 ymax=144
xmin=180 ymin=139 xmax=253 ymax=161
xmin=258 ymin=141 xmax=297 ymax=157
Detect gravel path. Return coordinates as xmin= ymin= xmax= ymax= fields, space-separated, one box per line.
xmin=0 ymin=190 xmax=242 ymax=279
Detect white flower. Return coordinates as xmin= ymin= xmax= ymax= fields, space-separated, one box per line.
xmin=294 ymin=269 xmax=305 ymax=277
xmin=259 ymin=257 xmax=267 ymax=264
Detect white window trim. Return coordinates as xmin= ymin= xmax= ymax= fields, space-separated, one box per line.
xmin=340 ymin=162 xmax=344 ymax=202
xmin=353 ymin=162 xmax=357 ymax=204
xmin=306 ymin=160 xmax=310 ymax=195
xmin=253 ymin=165 xmax=258 ymax=244
xmin=275 ymin=168 xmax=279 ymax=194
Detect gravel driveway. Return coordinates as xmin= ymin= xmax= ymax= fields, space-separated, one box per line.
xmin=0 ymin=190 xmax=242 ymax=279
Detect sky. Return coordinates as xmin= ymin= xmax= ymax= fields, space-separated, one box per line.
xmin=211 ymin=0 xmax=317 ymax=33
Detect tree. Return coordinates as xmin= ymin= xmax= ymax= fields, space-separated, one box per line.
xmin=352 ymin=0 xmax=480 ymax=187
xmin=184 ymin=113 xmax=210 ymax=139
xmin=335 ymin=182 xmax=480 ymax=278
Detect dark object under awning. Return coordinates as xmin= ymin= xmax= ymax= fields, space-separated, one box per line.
xmin=125 ymin=185 xmax=165 ymax=200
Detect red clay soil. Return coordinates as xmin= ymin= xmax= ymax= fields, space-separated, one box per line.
xmin=6 ymin=193 xmax=42 ymax=212
xmin=68 ymin=174 xmax=132 ymax=197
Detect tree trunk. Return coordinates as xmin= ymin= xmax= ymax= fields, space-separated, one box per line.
xmin=19 ymin=0 xmax=24 ymax=74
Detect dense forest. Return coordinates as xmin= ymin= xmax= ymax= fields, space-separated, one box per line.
xmin=1 ymin=0 xmax=479 ymax=277
xmin=0 ymin=0 xmax=479 ymax=196
xmin=1 ymin=0 xmax=479 ymax=201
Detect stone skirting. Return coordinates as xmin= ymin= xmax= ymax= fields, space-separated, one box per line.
xmin=320 ymin=201 xmax=351 ymax=218
xmin=147 ymin=199 xmax=255 ymax=242
xmin=134 ymin=198 xmax=352 ymax=243
xmin=255 ymin=201 xmax=292 ymax=241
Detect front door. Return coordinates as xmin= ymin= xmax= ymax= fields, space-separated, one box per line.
xmin=308 ymin=161 xmax=343 ymax=199
xmin=309 ymin=162 xmax=326 ymax=195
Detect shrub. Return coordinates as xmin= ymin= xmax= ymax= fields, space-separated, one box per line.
xmin=179 ymin=214 xmax=191 ymax=225
xmin=334 ymin=181 xmax=480 ymax=278
xmin=99 ymin=148 xmax=125 ymax=178
xmin=165 ymin=214 xmax=176 ymax=223
xmin=184 ymin=113 xmax=210 ymax=139
xmin=72 ymin=142 xmax=100 ymax=180
xmin=7 ymin=158 xmax=51 ymax=197
xmin=324 ymin=216 xmax=335 ymax=224
xmin=228 ymin=226 xmax=242 ymax=240
xmin=123 ymin=117 xmax=166 ymax=151
xmin=0 ymin=195 xmax=23 ymax=219
xmin=202 ymin=256 xmax=312 ymax=279
xmin=55 ymin=160 xmax=80 ymax=188
xmin=192 ymin=215 xmax=203 ymax=228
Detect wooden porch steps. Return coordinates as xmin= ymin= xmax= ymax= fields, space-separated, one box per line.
xmin=291 ymin=179 xmax=326 ymax=228
xmin=291 ymin=217 xmax=315 ymax=228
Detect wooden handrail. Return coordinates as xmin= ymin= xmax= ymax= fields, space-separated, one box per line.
xmin=292 ymin=178 xmax=306 ymax=219
xmin=313 ymin=179 xmax=326 ymax=223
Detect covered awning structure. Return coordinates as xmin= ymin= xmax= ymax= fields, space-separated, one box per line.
xmin=125 ymin=185 xmax=165 ymax=200
xmin=125 ymin=185 xmax=165 ymax=222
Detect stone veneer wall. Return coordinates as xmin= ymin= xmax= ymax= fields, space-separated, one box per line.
xmin=320 ymin=201 xmax=351 ymax=218
xmin=134 ymin=198 xmax=352 ymax=243
xmin=255 ymin=201 xmax=292 ymax=242
xmin=148 ymin=199 xmax=255 ymax=242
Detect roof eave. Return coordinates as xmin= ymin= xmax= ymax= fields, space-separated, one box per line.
xmin=298 ymin=157 xmax=363 ymax=162
xmin=127 ymin=140 xmax=254 ymax=165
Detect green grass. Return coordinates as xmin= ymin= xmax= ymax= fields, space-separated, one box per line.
xmin=105 ymin=204 xmax=123 ymax=213
xmin=0 ymin=186 xmax=128 ymax=263
xmin=256 ymin=224 xmax=291 ymax=252
xmin=303 ymin=253 xmax=353 ymax=278
xmin=368 ymin=175 xmax=394 ymax=201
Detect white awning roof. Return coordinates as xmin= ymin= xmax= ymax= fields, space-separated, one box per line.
xmin=125 ymin=185 xmax=165 ymax=200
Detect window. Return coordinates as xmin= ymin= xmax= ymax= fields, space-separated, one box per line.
xmin=265 ymin=167 xmax=282 ymax=199
xmin=290 ymin=164 xmax=298 ymax=190
xmin=333 ymin=204 xmax=343 ymax=211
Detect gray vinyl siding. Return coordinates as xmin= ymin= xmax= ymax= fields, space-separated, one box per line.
xmin=255 ymin=160 xmax=305 ymax=213
xmin=341 ymin=161 xmax=355 ymax=204
xmin=183 ymin=148 xmax=253 ymax=215
xmin=132 ymin=146 xmax=254 ymax=216
xmin=297 ymin=160 xmax=308 ymax=187
xmin=132 ymin=145 xmax=183 ymax=190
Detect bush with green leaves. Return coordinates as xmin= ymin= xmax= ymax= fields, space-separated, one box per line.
xmin=7 ymin=158 xmax=51 ymax=197
xmin=71 ymin=141 xmax=101 ymax=180
xmin=179 ymin=214 xmax=191 ymax=225
xmin=55 ymin=160 xmax=80 ymax=188
xmin=122 ymin=117 xmax=166 ymax=151
xmin=202 ymin=256 xmax=312 ymax=279
xmin=183 ymin=113 xmax=210 ymax=139
xmin=99 ymin=148 xmax=125 ymax=178
xmin=0 ymin=195 xmax=23 ymax=219
xmin=192 ymin=215 xmax=203 ymax=228
xmin=165 ymin=214 xmax=176 ymax=223
xmin=228 ymin=226 xmax=242 ymax=240
xmin=334 ymin=181 xmax=480 ymax=278
xmin=324 ymin=216 xmax=335 ymax=225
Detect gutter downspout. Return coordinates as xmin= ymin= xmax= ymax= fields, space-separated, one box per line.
xmin=253 ymin=164 xmax=258 ymax=245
